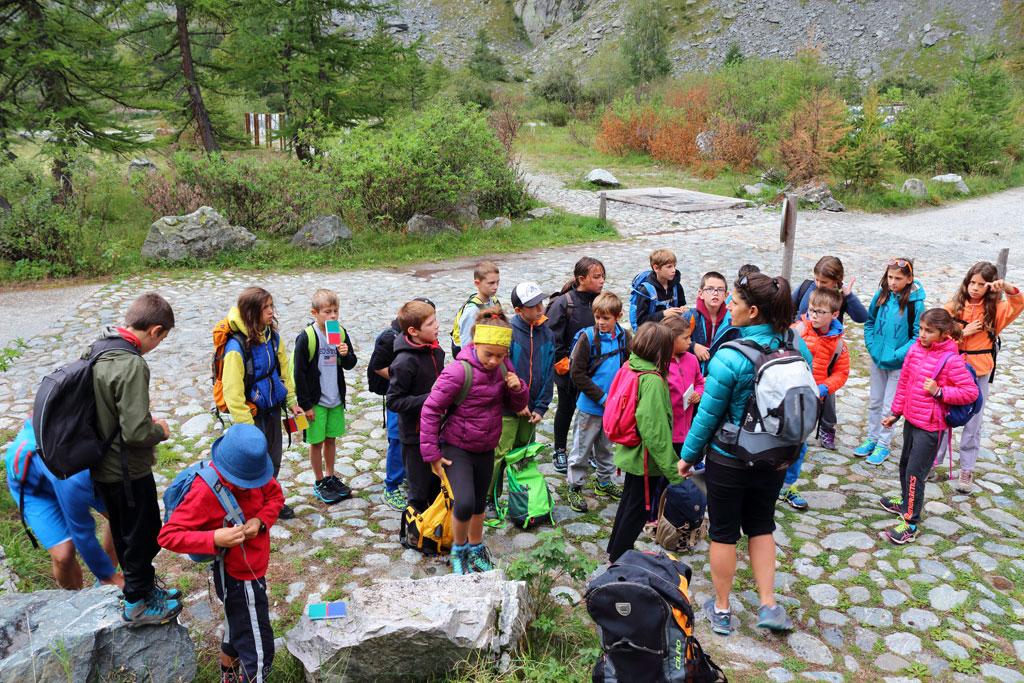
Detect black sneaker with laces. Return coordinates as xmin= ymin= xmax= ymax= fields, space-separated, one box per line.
xmin=278 ymin=504 xmax=296 ymax=520
xmin=328 ymin=475 xmax=353 ymax=500
xmin=553 ymin=448 xmax=568 ymax=473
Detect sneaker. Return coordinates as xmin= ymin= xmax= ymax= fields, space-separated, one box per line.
xmin=693 ymin=461 xmax=705 ymax=472
xmin=588 ymin=455 xmax=598 ymax=469
xmin=328 ymin=475 xmax=353 ymax=500
xmin=926 ymin=468 xmax=941 ymax=483
xmin=702 ymin=597 xmax=733 ymax=635
xmin=313 ymin=479 xmax=342 ymax=505
xmin=466 ymin=543 xmax=495 ymax=572
xmin=567 ymin=485 xmax=588 ymax=512
xmin=878 ymin=495 xmax=903 ymax=515
xmin=955 ymin=469 xmax=974 ymax=494
xmin=756 ymin=604 xmax=794 ymax=632
xmin=884 ymin=521 xmax=918 ymax=545
xmin=382 ymin=488 xmax=406 ymax=511
xmin=866 ymin=445 xmax=891 ymax=466
xmin=152 ymin=577 xmax=182 ymax=602
xmin=553 ymin=449 xmax=568 ymax=474
xmin=221 ymin=667 xmax=242 ymax=683
xmin=595 ymin=480 xmax=623 ymax=501
xmin=779 ymin=486 xmax=808 ymax=511
xmin=450 ymin=545 xmax=469 ymax=575
xmin=278 ymin=504 xmax=296 ymax=520
xmin=853 ymin=439 xmax=877 ymax=457
xmin=818 ymin=429 xmax=837 ymax=451
xmin=123 ymin=591 xmax=183 ymax=626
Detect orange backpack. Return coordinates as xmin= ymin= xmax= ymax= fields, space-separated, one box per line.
xmin=211 ymin=318 xmax=257 ymax=418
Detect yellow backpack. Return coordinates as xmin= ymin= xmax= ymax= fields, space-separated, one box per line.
xmin=399 ymin=470 xmax=454 ymax=555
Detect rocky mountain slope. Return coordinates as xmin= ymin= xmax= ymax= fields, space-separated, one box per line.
xmin=356 ymin=0 xmax=1011 ymax=80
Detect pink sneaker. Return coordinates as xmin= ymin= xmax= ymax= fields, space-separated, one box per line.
xmin=955 ymin=469 xmax=974 ymax=494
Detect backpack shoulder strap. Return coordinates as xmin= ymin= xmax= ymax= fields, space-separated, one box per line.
xmin=719 ymin=339 xmax=767 ymax=366
xmin=453 ymin=360 xmax=474 ymax=407
xmin=906 ymin=299 xmax=917 ymax=340
xmin=827 ymin=339 xmax=844 ymax=375
xmin=304 ymin=326 xmax=317 ymax=361
xmin=931 ymin=351 xmax=955 ymax=380
xmin=796 ymin=279 xmax=813 ymax=307
xmin=196 ymin=465 xmax=246 ymax=526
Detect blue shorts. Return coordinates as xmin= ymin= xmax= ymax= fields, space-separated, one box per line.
xmin=8 ymin=477 xmax=71 ymax=550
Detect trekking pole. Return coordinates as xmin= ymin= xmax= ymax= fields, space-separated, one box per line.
xmin=598 ymin=192 xmax=607 ymax=222
xmin=780 ymin=195 xmax=797 ymax=282
xmin=996 ymin=247 xmax=1009 ymax=279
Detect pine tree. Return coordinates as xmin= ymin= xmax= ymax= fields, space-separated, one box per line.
xmin=623 ymin=0 xmax=673 ymax=84
xmin=832 ymin=88 xmax=900 ymax=188
xmin=467 ymin=29 xmax=508 ymax=82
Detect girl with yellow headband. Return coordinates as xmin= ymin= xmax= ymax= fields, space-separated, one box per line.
xmin=418 ymin=307 xmax=530 ymax=574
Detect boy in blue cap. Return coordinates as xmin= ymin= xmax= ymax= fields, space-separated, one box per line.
xmin=159 ymin=424 xmax=283 ymax=683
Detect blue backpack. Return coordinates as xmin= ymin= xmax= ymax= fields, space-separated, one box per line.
xmin=933 ymin=352 xmax=984 ymax=428
xmin=628 ymin=270 xmax=680 ymax=330
xmin=163 ymin=461 xmax=245 ymax=562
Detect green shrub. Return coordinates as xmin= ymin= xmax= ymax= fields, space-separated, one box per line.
xmin=622 ymin=0 xmax=672 ymax=83
xmin=467 ymin=29 xmax=508 ymax=82
xmin=833 ymin=88 xmax=901 ymax=187
xmin=0 ymin=161 xmax=83 ymax=275
xmin=529 ymin=101 xmax=570 ymax=127
xmin=324 ymin=99 xmax=530 ymax=226
xmin=450 ymin=71 xmax=495 ymax=109
xmin=534 ymin=65 xmax=584 ymax=105
xmin=581 ymin=45 xmax=633 ymax=105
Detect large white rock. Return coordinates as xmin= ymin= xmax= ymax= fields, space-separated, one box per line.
xmin=585 ymin=168 xmax=620 ymax=187
xmin=931 ymin=174 xmax=970 ymax=194
xmin=285 ymin=572 xmax=532 ymax=681
xmin=142 ymin=206 xmax=256 ymax=262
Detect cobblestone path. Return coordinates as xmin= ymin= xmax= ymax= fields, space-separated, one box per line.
xmin=2 ymin=177 xmax=1023 ymax=681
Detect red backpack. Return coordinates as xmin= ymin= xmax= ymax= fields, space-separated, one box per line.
xmin=603 ymin=365 xmax=659 ymax=447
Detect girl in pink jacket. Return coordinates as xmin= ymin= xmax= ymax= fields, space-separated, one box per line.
xmin=420 ymin=308 xmax=529 ymax=574
xmin=880 ymin=309 xmax=979 ymax=545
xmin=663 ymin=317 xmax=705 ymax=452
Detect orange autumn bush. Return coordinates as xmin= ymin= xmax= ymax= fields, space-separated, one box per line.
xmin=713 ymin=118 xmax=760 ymax=171
xmin=777 ymin=89 xmax=849 ymax=182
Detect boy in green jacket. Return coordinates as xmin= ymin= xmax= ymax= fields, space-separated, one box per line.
xmin=606 ymin=323 xmax=681 ymax=562
xmin=91 ymin=293 xmax=178 ymax=625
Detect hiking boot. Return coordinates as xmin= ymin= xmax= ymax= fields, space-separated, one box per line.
xmin=466 ymin=544 xmax=495 ymax=573
xmin=866 ymin=445 xmax=891 ymax=466
xmin=779 ymin=486 xmax=808 ymax=511
xmin=955 ymin=469 xmax=975 ymax=494
xmin=278 ymin=504 xmax=296 ymax=520
xmin=878 ymin=495 xmax=903 ymax=516
xmin=152 ymin=577 xmax=182 ymax=602
xmin=702 ymin=598 xmax=733 ymax=636
xmin=382 ymin=488 xmax=406 ymax=511
xmin=328 ymin=475 xmax=353 ymax=500
xmin=123 ymin=591 xmax=183 ymax=626
xmin=567 ymin=486 xmax=588 ymax=513
xmin=314 ymin=479 xmax=342 ymax=505
xmin=450 ymin=545 xmax=470 ymax=575
xmin=756 ymin=604 xmax=794 ymax=632
xmin=853 ymin=439 xmax=876 ymax=457
xmin=818 ymin=429 xmax=837 ymax=451
xmin=594 ymin=480 xmax=623 ymax=500
xmin=553 ymin=449 xmax=568 ymax=474
xmin=884 ymin=521 xmax=918 ymax=545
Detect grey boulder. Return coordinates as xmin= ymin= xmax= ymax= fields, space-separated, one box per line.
xmin=285 ymin=572 xmax=532 ymax=682
xmin=291 ymin=215 xmax=353 ymax=248
xmin=696 ymin=130 xmax=716 ymax=158
xmin=526 ymin=206 xmax=554 ymax=219
xmin=142 ymin=206 xmax=256 ymax=262
xmin=406 ymin=213 xmax=458 ymax=236
xmin=482 ymin=216 xmax=512 ymax=230
xmin=931 ymin=173 xmax=970 ymax=194
xmin=449 ymin=202 xmax=480 ymax=226
xmin=789 ymin=180 xmax=845 ymax=212
xmin=901 ymin=178 xmax=928 ymax=198
xmin=129 ymin=157 xmax=158 ymax=173
xmin=585 ymin=168 xmax=620 ymax=187
xmin=0 ymin=586 xmax=195 ymax=683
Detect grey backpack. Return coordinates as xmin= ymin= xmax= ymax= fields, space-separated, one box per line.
xmin=712 ymin=330 xmax=818 ymax=470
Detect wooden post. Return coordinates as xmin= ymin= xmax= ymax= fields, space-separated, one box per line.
xmin=598 ymin=192 xmax=607 ymax=221
xmin=780 ymin=195 xmax=796 ymax=283
xmin=996 ymin=248 xmax=1009 ymax=279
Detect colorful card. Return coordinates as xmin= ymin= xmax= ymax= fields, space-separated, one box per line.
xmin=308 ymin=600 xmax=347 ymax=620
xmin=294 ymin=412 xmax=309 ymax=431
xmin=325 ymin=319 xmax=344 ymax=346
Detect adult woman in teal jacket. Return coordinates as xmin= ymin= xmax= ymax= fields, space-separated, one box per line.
xmin=679 ymin=273 xmax=811 ymax=637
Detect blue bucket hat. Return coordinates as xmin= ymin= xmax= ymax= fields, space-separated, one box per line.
xmin=211 ymin=424 xmax=274 ymax=489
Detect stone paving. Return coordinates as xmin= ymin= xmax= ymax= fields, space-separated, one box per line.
xmin=2 ymin=174 xmax=1024 ymax=681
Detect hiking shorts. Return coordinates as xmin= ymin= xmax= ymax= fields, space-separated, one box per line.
xmin=705 ymin=456 xmax=785 ymax=544
xmin=11 ymin=483 xmax=71 ymax=550
xmin=306 ymin=405 xmax=345 ymax=445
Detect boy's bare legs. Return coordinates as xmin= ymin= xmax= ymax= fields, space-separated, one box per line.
xmin=49 ymin=541 xmax=84 ymax=590
xmin=323 ymin=437 xmax=336 ymax=479
xmin=310 ymin=442 xmax=324 ymax=481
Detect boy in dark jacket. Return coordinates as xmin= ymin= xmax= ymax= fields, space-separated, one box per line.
xmin=368 ymin=298 xmax=436 ymax=511
xmin=158 ymin=424 xmax=283 ymax=683
xmin=90 ymin=293 xmax=176 ymax=625
xmin=293 ymin=289 xmax=357 ymax=504
xmin=630 ymin=248 xmax=688 ymax=329
xmin=488 ymin=282 xmax=555 ymax=511
xmin=387 ymin=300 xmax=446 ymax=513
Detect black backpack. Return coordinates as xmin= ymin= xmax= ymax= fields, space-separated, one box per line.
xmin=586 ymin=551 xmax=726 ymax=683
xmin=32 ymin=337 xmax=139 ymax=479
xmin=367 ymin=327 xmax=397 ymax=396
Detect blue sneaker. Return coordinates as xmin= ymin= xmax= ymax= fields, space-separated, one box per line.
xmin=466 ymin=543 xmax=495 ymax=572
xmin=450 ymin=544 xmax=469 ymax=575
xmin=123 ymin=591 xmax=182 ymax=626
xmin=779 ymin=485 xmax=808 ymax=511
xmin=866 ymin=445 xmax=891 ymax=466
xmin=757 ymin=604 xmax=794 ymax=632
xmin=703 ymin=597 xmax=733 ymax=635
xmin=853 ymin=439 xmax=876 ymax=457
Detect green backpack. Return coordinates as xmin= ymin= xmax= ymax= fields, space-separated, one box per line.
xmin=495 ymin=442 xmax=555 ymax=529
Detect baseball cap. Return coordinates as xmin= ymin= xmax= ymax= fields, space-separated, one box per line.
xmin=511 ymin=281 xmax=545 ymax=308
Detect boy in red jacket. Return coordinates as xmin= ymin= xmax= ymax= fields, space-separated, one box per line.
xmin=159 ymin=424 xmax=283 ymax=683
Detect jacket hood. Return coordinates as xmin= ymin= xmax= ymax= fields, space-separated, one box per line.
xmin=100 ymin=325 xmax=124 ymax=340
xmin=627 ymin=354 xmax=660 ymax=373
xmin=511 ymin=314 xmax=547 ymax=332
xmin=738 ymin=323 xmax=776 ymax=341
xmin=394 ymin=333 xmax=439 ymax=355
xmin=227 ymin=306 xmax=248 ymax=335
xmin=696 ymin=298 xmax=727 ymax=324
xmin=646 ymin=269 xmax=681 ymax=289
xmin=390 ymin=318 xmax=401 ymax=334
xmin=922 ymin=337 xmax=959 ymax=355
xmin=800 ymin=316 xmax=844 ymax=338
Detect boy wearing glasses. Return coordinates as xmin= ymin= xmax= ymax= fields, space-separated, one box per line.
xmin=683 ymin=271 xmax=740 ymax=374
xmin=778 ymin=287 xmax=850 ymax=509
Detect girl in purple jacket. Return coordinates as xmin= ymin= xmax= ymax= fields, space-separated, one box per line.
xmin=419 ymin=308 xmax=529 ymax=574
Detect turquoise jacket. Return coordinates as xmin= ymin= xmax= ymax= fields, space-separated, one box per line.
xmin=680 ymin=324 xmax=812 ymax=464
xmin=864 ymin=282 xmax=927 ymax=370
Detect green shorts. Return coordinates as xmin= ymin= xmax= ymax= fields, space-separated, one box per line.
xmin=306 ymin=404 xmax=345 ymax=445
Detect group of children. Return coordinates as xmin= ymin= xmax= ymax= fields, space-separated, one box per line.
xmin=7 ymin=247 xmax=1021 ymax=680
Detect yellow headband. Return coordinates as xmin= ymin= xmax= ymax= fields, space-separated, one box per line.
xmin=473 ymin=324 xmax=512 ymax=348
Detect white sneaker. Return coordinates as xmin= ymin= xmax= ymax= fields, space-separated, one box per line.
xmin=955 ymin=469 xmax=974 ymax=494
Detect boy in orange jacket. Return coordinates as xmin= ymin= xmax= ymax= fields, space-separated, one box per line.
xmin=779 ymin=287 xmax=850 ymax=510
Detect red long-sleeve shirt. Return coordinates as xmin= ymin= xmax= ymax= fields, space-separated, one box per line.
xmin=158 ymin=466 xmax=283 ymax=580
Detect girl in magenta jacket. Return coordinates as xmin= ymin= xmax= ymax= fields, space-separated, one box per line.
xmin=420 ymin=308 xmax=528 ymax=574
xmin=664 ymin=317 xmax=705 ymax=451
xmin=880 ymin=308 xmax=979 ymax=545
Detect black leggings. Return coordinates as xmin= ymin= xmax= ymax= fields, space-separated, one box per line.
xmin=553 ymin=375 xmax=579 ymax=451
xmin=607 ymin=473 xmax=667 ymax=563
xmin=443 ymin=445 xmax=495 ymax=522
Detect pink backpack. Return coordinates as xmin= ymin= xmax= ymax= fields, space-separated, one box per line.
xmin=603 ymin=365 xmax=659 ymax=447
